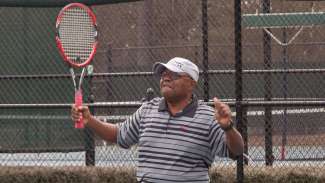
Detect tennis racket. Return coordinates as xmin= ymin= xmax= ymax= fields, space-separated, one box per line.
xmin=56 ymin=3 xmax=98 ymax=128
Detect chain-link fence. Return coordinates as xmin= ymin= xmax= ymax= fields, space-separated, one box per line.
xmin=0 ymin=0 xmax=324 ymax=182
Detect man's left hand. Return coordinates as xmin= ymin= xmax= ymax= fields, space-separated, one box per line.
xmin=213 ymin=97 xmax=232 ymax=129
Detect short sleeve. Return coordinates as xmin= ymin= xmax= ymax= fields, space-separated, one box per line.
xmin=117 ymin=104 xmax=144 ymax=149
xmin=208 ymin=120 xmax=230 ymax=158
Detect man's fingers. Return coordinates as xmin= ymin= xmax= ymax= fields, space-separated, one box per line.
xmin=71 ymin=105 xmax=87 ymax=121
xmin=214 ymin=97 xmax=227 ymax=114
xmin=213 ymin=97 xmax=222 ymax=110
xmin=74 ymin=105 xmax=88 ymax=113
xmin=214 ymin=97 xmax=231 ymax=117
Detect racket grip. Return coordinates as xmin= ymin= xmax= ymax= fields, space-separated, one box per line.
xmin=74 ymin=89 xmax=84 ymax=129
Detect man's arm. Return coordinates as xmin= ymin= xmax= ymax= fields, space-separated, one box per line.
xmin=224 ymin=126 xmax=244 ymax=157
xmin=71 ymin=105 xmax=118 ymax=143
xmin=213 ymin=97 xmax=244 ymax=157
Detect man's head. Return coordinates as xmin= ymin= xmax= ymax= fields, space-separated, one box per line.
xmin=153 ymin=57 xmax=199 ymax=103
xmin=153 ymin=57 xmax=199 ymax=82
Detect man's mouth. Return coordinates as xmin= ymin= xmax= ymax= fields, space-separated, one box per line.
xmin=162 ymin=84 xmax=171 ymax=88
xmin=161 ymin=83 xmax=173 ymax=90
xmin=161 ymin=81 xmax=172 ymax=87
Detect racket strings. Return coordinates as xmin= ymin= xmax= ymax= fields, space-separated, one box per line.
xmin=58 ymin=7 xmax=97 ymax=65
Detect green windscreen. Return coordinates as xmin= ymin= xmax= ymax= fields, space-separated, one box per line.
xmin=0 ymin=7 xmax=91 ymax=152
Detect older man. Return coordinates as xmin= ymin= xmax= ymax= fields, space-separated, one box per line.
xmin=71 ymin=57 xmax=244 ymax=183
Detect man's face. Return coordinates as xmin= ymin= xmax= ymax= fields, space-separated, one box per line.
xmin=159 ymin=69 xmax=195 ymax=102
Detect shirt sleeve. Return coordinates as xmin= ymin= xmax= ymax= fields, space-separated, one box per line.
xmin=208 ymin=120 xmax=230 ymax=158
xmin=116 ymin=104 xmax=144 ymax=149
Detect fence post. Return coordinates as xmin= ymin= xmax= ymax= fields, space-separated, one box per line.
xmin=202 ymin=0 xmax=209 ymax=102
xmin=85 ymin=93 xmax=95 ymax=166
xmin=243 ymin=107 xmax=248 ymax=165
xmin=262 ymin=0 xmax=274 ymax=166
xmin=235 ymin=0 xmax=244 ymax=182
xmin=281 ymin=29 xmax=288 ymax=160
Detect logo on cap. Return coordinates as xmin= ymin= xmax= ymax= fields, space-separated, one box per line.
xmin=175 ymin=61 xmax=183 ymax=70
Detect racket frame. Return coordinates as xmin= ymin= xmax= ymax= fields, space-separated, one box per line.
xmin=55 ymin=3 xmax=98 ymax=128
xmin=55 ymin=2 xmax=98 ymax=68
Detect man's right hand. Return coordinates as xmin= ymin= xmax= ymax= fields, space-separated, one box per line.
xmin=71 ymin=104 xmax=118 ymax=143
xmin=71 ymin=104 xmax=92 ymax=125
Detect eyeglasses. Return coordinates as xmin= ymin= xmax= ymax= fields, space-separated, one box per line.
xmin=160 ymin=70 xmax=190 ymax=81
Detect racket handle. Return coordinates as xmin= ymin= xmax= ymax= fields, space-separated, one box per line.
xmin=74 ymin=89 xmax=84 ymax=129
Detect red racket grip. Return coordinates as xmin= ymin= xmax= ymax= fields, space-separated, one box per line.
xmin=74 ymin=89 xmax=84 ymax=129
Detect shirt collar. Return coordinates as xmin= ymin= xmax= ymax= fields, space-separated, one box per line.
xmin=158 ymin=95 xmax=198 ymax=118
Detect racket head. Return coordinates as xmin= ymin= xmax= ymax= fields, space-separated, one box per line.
xmin=56 ymin=3 xmax=98 ymax=68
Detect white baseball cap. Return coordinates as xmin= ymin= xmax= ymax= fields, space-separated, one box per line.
xmin=153 ymin=57 xmax=199 ymax=82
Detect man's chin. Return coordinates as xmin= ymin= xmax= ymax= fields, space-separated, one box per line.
xmin=161 ymin=90 xmax=172 ymax=99
xmin=161 ymin=91 xmax=170 ymax=99
xmin=161 ymin=87 xmax=171 ymax=95
xmin=162 ymin=92 xmax=181 ymax=103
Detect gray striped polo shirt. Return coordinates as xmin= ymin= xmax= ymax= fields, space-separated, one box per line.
xmin=117 ymin=96 xmax=229 ymax=183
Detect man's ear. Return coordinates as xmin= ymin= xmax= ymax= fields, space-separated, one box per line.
xmin=190 ymin=79 xmax=197 ymax=88
xmin=191 ymin=79 xmax=197 ymax=87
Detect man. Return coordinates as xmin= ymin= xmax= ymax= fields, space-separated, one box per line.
xmin=71 ymin=57 xmax=244 ymax=183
